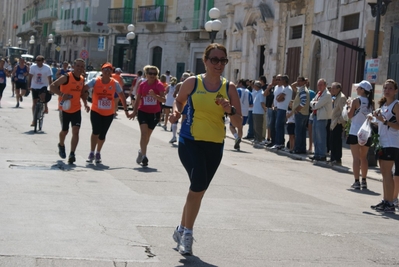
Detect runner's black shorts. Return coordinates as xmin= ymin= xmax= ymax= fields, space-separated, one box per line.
xmin=90 ymin=110 xmax=114 ymax=140
xmin=137 ymin=110 xmax=160 ymax=130
xmin=346 ymin=134 xmax=372 ymax=147
xmin=59 ymin=110 xmax=82 ymax=132
xmin=15 ymin=82 xmax=27 ymax=90
xmin=31 ymin=87 xmax=48 ymax=100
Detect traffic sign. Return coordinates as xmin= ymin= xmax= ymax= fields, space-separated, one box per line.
xmin=55 ymin=46 xmax=61 ymax=52
xmin=98 ymin=36 xmax=105 ymax=51
xmin=80 ymin=50 xmax=89 ymax=59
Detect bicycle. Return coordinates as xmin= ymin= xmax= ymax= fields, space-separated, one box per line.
xmin=33 ymin=98 xmax=45 ymax=133
xmin=32 ymin=88 xmax=52 ymax=133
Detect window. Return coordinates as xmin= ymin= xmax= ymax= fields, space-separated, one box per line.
xmin=291 ymin=25 xmax=302 ymax=39
xmin=193 ymin=0 xmax=214 ymax=29
xmin=342 ymin=13 xmax=359 ymax=32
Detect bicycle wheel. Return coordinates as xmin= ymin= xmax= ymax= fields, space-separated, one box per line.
xmin=33 ymin=103 xmax=41 ymax=132
xmin=38 ymin=104 xmax=44 ymax=131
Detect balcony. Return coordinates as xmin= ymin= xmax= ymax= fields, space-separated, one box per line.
xmin=38 ymin=8 xmax=58 ymax=21
xmin=55 ymin=20 xmax=107 ymax=36
xmin=55 ymin=19 xmax=74 ymax=34
xmin=137 ymin=5 xmax=168 ymax=23
xmin=108 ymin=8 xmax=136 ymax=25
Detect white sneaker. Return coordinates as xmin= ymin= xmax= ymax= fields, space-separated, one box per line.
xmin=136 ymin=150 xmax=143 ymax=164
xmin=169 ymin=137 xmax=177 ymax=143
xmin=172 ymin=227 xmax=183 ymax=249
xmin=179 ymin=234 xmax=194 ymax=255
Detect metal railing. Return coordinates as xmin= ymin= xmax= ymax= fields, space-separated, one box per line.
xmin=137 ymin=5 xmax=168 ymax=23
xmin=108 ymin=8 xmax=136 ymax=24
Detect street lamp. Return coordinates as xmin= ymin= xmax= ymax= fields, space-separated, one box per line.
xmin=7 ymin=39 xmax=12 ymax=47
xmin=368 ymin=0 xmax=391 ymax=58
xmin=29 ymin=35 xmax=35 ymax=55
xmin=204 ymin=7 xmax=222 ymax=43
xmin=126 ymin=24 xmax=136 ymax=73
xmin=17 ymin=37 xmax=22 ymax=48
xmin=47 ymin=34 xmax=54 ymax=60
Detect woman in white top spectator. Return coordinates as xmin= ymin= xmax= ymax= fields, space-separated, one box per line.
xmin=370 ymin=79 xmax=399 ymax=212
xmin=346 ymin=80 xmax=374 ymax=190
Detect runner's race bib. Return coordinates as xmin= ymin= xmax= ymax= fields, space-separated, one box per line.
xmin=143 ymin=95 xmax=157 ymax=105
xmin=98 ymin=97 xmax=112 ymax=109
xmin=18 ymin=74 xmax=25 ymax=80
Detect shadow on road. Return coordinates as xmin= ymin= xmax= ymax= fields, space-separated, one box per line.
xmin=362 ymin=211 xmax=399 ymax=221
xmin=176 ymin=255 xmax=218 ymax=267
xmin=346 ymin=188 xmax=381 ymax=196
xmin=133 ymin=167 xmax=159 ymax=173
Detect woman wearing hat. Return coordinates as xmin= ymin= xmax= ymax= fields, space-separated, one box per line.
xmin=346 ymin=80 xmax=374 ymax=190
xmin=84 ymin=62 xmax=131 ymax=163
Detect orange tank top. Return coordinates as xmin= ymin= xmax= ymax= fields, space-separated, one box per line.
xmin=112 ymin=73 xmax=124 ymax=87
xmin=91 ymin=77 xmax=117 ymax=116
xmin=59 ymin=72 xmax=84 ymax=113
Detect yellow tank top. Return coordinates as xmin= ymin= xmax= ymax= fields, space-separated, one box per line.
xmin=180 ymin=74 xmax=229 ymax=143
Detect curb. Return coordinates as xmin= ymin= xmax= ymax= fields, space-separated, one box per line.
xmin=226 ymin=136 xmax=382 ymax=183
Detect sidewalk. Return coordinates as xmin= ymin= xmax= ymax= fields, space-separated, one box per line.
xmin=225 ymin=122 xmax=382 ymax=182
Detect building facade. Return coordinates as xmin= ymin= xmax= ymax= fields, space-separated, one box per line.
xmin=1 ymin=0 xmax=398 ymax=96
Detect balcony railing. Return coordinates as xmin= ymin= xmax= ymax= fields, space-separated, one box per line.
xmin=137 ymin=5 xmax=168 ymax=23
xmin=38 ymin=8 xmax=58 ymax=21
xmin=108 ymin=8 xmax=136 ymax=24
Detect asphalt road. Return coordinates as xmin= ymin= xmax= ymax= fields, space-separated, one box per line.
xmin=0 ymin=81 xmax=398 ymax=267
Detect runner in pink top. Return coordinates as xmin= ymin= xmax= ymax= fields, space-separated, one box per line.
xmin=131 ymin=65 xmax=166 ymax=166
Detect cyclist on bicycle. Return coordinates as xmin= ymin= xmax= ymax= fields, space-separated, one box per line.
xmin=50 ymin=58 xmax=90 ymax=164
xmin=28 ymin=55 xmax=52 ymax=126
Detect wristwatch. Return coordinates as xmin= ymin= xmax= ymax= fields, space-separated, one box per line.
xmin=227 ymin=106 xmax=236 ymax=116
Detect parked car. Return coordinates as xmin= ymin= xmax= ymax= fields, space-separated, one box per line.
xmin=118 ymin=73 xmax=137 ymax=108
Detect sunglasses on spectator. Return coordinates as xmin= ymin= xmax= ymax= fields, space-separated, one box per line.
xmin=275 ymin=79 xmax=281 ymax=81
xmin=102 ymin=67 xmax=112 ymax=71
xmin=206 ymin=57 xmax=229 ymax=65
xmin=36 ymin=59 xmax=43 ymax=62
xmin=147 ymin=72 xmax=157 ymax=76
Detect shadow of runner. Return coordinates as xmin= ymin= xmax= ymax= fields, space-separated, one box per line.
xmin=362 ymin=211 xmax=399 ymax=221
xmin=346 ymin=188 xmax=381 ymax=196
xmin=133 ymin=166 xmax=159 ymax=173
xmin=176 ymin=255 xmax=219 ymax=267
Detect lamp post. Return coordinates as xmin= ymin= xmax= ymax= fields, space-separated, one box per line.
xmin=7 ymin=39 xmax=12 ymax=47
xmin=47 ymin=34 xmax=54 ymax=61
xmin=204 ymin=8 xmax=222 ymax=43
xmin=29 ymin=35 xmax=35 ymax=56
xmin=126 ymin=24 xmax=136 ymax=73
xmin=368 ymin=0 xmax=391 ymax=58
xmin=17 ymin=37 xmax=22 ymax=48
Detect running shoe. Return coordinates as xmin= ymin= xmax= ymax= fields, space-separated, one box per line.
xmin=162 ymin=125 xmax=167 ymax=130
xmin=172 ymin=227 xmax=183 ymax=249
xmin=169 ymin=137 xmax=177 ymax=143
xmin=361 ymin=180 xmax=367 ymax=189
xmin=234 ymin=138 xmax=241 ymax=150
xmin=375 ymin=202 xmax=395 ymax=213
xmin=393 ymin=198 xmax=398 ymax=207
xmin=68 ymin=152 xmax=76 ymax=164
xmin=179 ymin=233 xmax=194 ymax=255
xmin=141 ymin=156 xmax=149 ymax=166
xmin=58 ymin=143 xmax=66 ymax=159
xmin=136 ymin=150 xmax=143 ymax=164
xmin=371 ymin=200 xmax=385 ymax=210
xmin=351 ymin=181 xmax=360 ymax=190
xmin=20 ymin=96 xmax=23 ymax=102
xmin=86 ymin=152 xmax=94 ymax=163
xmin=16 ymin=102 xmax=19 ymax=108
xmin=95 ymin=153 xmax=102 ymax=163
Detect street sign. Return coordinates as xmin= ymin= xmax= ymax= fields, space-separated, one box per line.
xmin=80 ymin=49 xmax=89 ymax=59
xmin=98 ymin=36 xmax=105 ymax=51
xmin=364 ymin=58 xmax=379 ymax=83
xmin=55 ymin=46 xmax=61 ymax=52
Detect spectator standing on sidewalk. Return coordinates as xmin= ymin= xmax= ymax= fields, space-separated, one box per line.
xmin=264 ymin=75 xmax=277 ymax=147
xmin=329 ymin=82 xmax=347 ymax=164
xmin=370 ymin=79 xmax=399 ymax=212
xmin=272 ymin=74 xmax=292 ymax=149
xmin=230 ymin=79 xmax=253 ymax=150
xmin=347 ymin=80 xmax=374 ymax=189
xmin=306 ymin=78 xmax=316 ymax=153
xmin=309 ymin=79 xmax=332 ymax=161
xmin=243 ymin=80 xmax=255 ymax=140
xmin=292 ymin=76 xmax=309 ymax=154
xmin=259 ymin=75 xmax=268 ymax=141
xmin=252 ymin=81 xmax=267 ymax=148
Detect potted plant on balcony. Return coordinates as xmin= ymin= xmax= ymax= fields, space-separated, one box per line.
xmin=83 ymin=26 xmax=91 ymax=32
xmin=97 ymin=22 xmax=103 ymax=26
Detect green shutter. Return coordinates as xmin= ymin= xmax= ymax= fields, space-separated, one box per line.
xmin=71 ymin=9 xmax=74 ymax=19
xmin=123 ymin=0 xmax=133 ymax=23
xmin=23 ymin=13 xmax=26 ymax=24
xmin=207 ymin=0 xmax=214 ymax=21
xmin=193 ymin=0 xmax=201 ymax=29
xmin=124 ymin=0 xmax=133 ymax=8
xmin=85 ymin=8 xmax=88 ymax=21
xmin=155 ymin=0 xmax=164 ymax=22
xmin=77 ymin=8 xmax=80 ymax=19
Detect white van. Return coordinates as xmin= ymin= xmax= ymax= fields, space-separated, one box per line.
xmin=21 ymin=54 xmax=34 ymax=63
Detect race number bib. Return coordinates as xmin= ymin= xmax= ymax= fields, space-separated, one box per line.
xmin=98 ymin=97 xmax=112 ymax=109
xmin=18 ymin=74 xmax=25 ymax=80
xmin=143 ymin=95 xmax=157 ymax=106
xmin=36 ymin=74 xmax=42 ymax=84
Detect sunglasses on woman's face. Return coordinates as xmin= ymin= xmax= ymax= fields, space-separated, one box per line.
xmin=206 ymin=57 xmax=229 ymax=65
xmin=147 ymin=72 xmax=157 ymax=76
